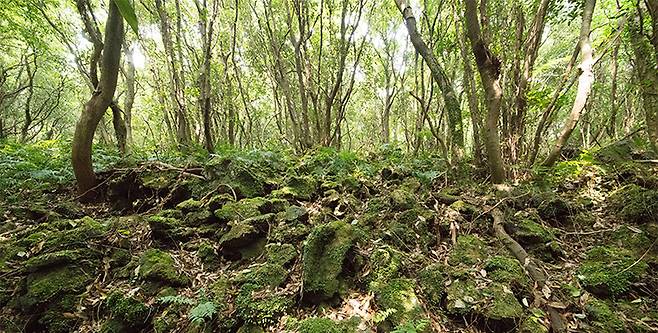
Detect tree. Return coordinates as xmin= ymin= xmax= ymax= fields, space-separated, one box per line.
xmin=543 ymin=0 xmax=597 ymax=167
xmin=71 ymin=0 xmax=124 ymax=200
xmin=462 ymin=0 xmax=506 ymax=183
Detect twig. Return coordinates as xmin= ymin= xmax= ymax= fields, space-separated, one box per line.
xmin=615 ymin=237 xmax=658 ymax=276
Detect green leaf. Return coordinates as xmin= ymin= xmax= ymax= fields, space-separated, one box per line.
xmin=113 ymin=0 xmax=139 ymax=35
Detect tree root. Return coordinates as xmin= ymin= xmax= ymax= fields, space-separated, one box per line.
xmin=490 ymin=207 xmax=566 ymax=333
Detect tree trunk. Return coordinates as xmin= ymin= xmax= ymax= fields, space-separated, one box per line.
xmin=71 ymin=0 xmax=123 ymax=200
xmin=395 ymin=0 xmax=464 ymax=161
xmin=463 ymin=0 xmax=506 ymax=183
xmin=542 ymin=0 xmax=596 ymax=167
xmin=124 ymin=45 xmax=136 ymax=151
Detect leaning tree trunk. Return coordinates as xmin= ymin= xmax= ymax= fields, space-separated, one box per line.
xmin=395 ymin=0 xmax=464 ymax=161
xmin=463 ymin=0 xmax=506 ymax=183
xmin=71 ymin=1 xmax=123 ymax=201
xmin=542 ymin=0 xmax=596 ymax=167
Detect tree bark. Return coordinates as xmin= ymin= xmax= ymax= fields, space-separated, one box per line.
xmin=462 ymin=0 xmax=506 ymax=183
xmin=395 ymin=0 xmax=464 ymax=161
xmin=71 ymin=0 xmax=123 ymax=200
xmin=542 ymin=0 xmax=596 ymax=167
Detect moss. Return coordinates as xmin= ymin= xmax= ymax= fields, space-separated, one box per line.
xmin=153 ymin=309 xmax=179 ymax=333
xmin=296 ymin=317 xmax=359 ymax=333
xmin=537 ymin=196 xmax=574 ymax=223
xmin=176 ymin=198 xmax=202 ymax=212
xmin=445 ymin=279 xmax=481 ymax=315
xmin=276 ymin=175 xmax=317 ymax=200
xmin=265 ymin=243 xmax=297 ymax=266
xmin=214 ymin=197 xmax=269 ymax=223
xmin=24 ymin=249 xmax=90 ymax=272
xmin=280 ymin=205 xmax=309 ymax=223
xmin=608 ymin=184 xmax=658 ymax=224
xmin=370 ymin=278 xmax=426 ymax=328
xmin=507 ymin=219 xmax=555 ymax=246
xmin=237 ymin=324 xmax=265 ymax=333
xmin=138 ymin=249 xmax=189 ymax=286
xmin=148 ymin=214 xmax=192 ymax=242
xmin=219 ymin=220 xmax=262 ymax=251
xmin=302 ymin=221 xmax=358 ymax=300
xmin=586 ymin=298 xmax=625 ymax=332
xmin=448 ymin=235 xmax=487 ymax=266
xmin=207 ymin=193 xmax=235 ymax=212
xmin=578 ymin=246 xmax=647 ymax=297
xmin=390 ymin=188 xmax=415 ymax=210
xmin=37 ymin=294 xmax=80 ymax=333
xmin=235 ymin=283 xmax=292 ymax=326
xmin=197 ymin=241 xmax=218 ymax=267
xmin=387 ymin=208 xmax=434 ymax=250
xmin=236 ymin=263 xmax=288 ymax=288
xmin=370 ymin=246 xmax=403 ymax=282
xmin=19 ymin=266 xmax=90 ymax=311
xmin=105 ymin=292 xmax=150 ymax=328
xmin=43 ymin=216 xmax=106 ymax=250
xmin=483 ymin=283 xmax=524 ymax=320
xmin=484 ymin=256 xmax=529 ymax=291
xmin=418 ymin=264 xmax=446 ymax=307
xmin=519 ymin=315 xmax=549 ymax=333
xmin=610 ymin=226 xmax=653 ymax=254
xmin=184 ymin=209 xmax=215 ymax=227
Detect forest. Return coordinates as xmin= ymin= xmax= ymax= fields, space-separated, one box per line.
xmin=0 ymin=0 xmax=657 ymax=332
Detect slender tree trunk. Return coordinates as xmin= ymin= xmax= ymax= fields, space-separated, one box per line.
xmin=395 ymin=0 xmax=464 ymax=161
xmin=71 ymin=1 xmax=123 ymax=200
xmin=542 ymin=0 xmax=596 ymax=167
xmin=124 ymin=46 xmax=136 ymax=151
xmin=463 ymin=0 xmax=506 ymax=183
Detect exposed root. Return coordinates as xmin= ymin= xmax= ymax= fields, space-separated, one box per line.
xmin=490 ymin=207 xmax=567 ymax=333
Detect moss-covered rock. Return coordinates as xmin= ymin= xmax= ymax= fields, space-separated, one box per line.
xmin=296 ymin=317 xmax=359 ymax=333
xmin=214 ymin=197 xmax=270 ymax=222
xmin=235 ymin=283 xmax=292 ymax=326
xmin=585 ymin=298 xmax=625 ymax=332
xmin=386 ymin=208 xmax=434 ymax=251
xmin=390 ymin=188 xmax=415 ymax=210
xmin=482 ymin=283 xmax=524 ymax=320
xmin=24 ymin=249 xmax=91 ymax=272
xmin=280 ymin=205 xmax=309 ymax=223
xmin=207 ymin=193 xmax=235 ymax=212
xmin=505 ymin=219 xmax=554 ymax=246
xmin=418 ymin=263 xmax=446 ymax=307
xmin=176 ymin=198 xmax=202 ymax=213
xmin=536 ymin=196 xmax=575 ymax=224
xmin=445 ymin=279 xmax=482 ymax=315
xmin=105 ymin=292 xmax=150 ymax=329
xmin=35 ymin=293 xmax=81 ymax=333
xmin=302 ymin=221 xmax=358 ymax=301
xmin=265 ymin=243 xmax=297 ymax=266
xmin=370 ymin=246 xmax=403 ymax=282
xmin=43 ymin=216 xmax=107 ymax=250
xmin=484 ymin=256 xmax=530 ymax=291
xmin=370 ymin=278 xmax=426 ymax=330
xmin=608 ymin=184 xmax=658 ymax=224
xmin=448 ymin=235 xmax=487 ymax=266
xmin=184 ymin=209 xmax=215 ymax=227
xmin=138 ymin=249 xmax=189 ymax=286
xmin=19 ymin=266 xmax=90 ymax=311
xmin=197 ymin=241 xmax=219 ymax=268
xmin=578 ymin=246 xmax=647 ymax=297
xmin=236 ymin=263 xmax=288 ymax=288
xmin=519 ymin=313 xmax=549 ymax=333
xmin=219 ymin=214 xmax=273 ymax=253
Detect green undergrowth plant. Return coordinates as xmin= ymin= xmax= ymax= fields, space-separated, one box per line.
xmin=157 ymin=290 xmax=218 ymax=325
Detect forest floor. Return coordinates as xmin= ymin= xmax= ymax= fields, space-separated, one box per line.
xmin=0 ymin=142 xmax=657 ymax=333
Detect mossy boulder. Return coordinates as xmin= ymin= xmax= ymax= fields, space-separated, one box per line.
xmin=104 ymin=292 xmax=150 ymax=330
xmin=585 ymin=298 xmax=625 ymax=332
xmin=265 ymin=243 xmax=297 ymax=266
xmin=274 ymin=176 xmax=318 ymax=200
xmin=302 ymin=221 xmax=358 ymax=301
xmin=484 ymin=256 xmax=530 ymax=291
xmin=608 ymin=184 xmax=658 ymax=224
xmin=36 ymin=294 xmax=81 ymax=333
xmin=184 ymin=209 xmax=215 ymax=227
xmin=43 ymin=216 xmax=107 ymax=250
xmin=235 ymin=263 xmax=289 ymax=288
xmin=207 ymin=193 xmax=235 ymax=212
xmin=482 ymin=283 xmax=524 ymax=320
xmin=148 ymin=212 xmax=191 ymax=243
xmin=280 ymin=205 xmax=309 ymax=223
xmin=505 ymin=219 xmax=554 ymax=246
xmin=448 ymin=235 xmax=487 ymax=266
xmin=138 ymin=249 xmax=189 ymax=286
xmin=24 ymin=249 xmax=91 ymax=272
xmin=519 ymin=313 xmax=549 ymax=333
xmin=386 ymin=208 xmax=434 ymax=251
xmin=214 ymin=197 xmax=270 ymax=223
xmin=18 ymin=265 xmax=91 ymax=312
xmin=370 ymin=246 xmax=403 ymax=282
xmin=197 ymin=241 xmax=219 ymax=268
xmin=445 ymin=279 xmax=482 ymax=315
xmin=176 ymin=198 xmax=202 ymax=213
xmin=578 ymin=246 xmax=647 ymax=297
xmin=219 ymin=214 xmax=273 ymax=253
xmin=536 ymin=196 xmax=575 ymax=224
xmin=235 ymin=283 xmax=292 ymax=326
xmin=418 ymin=263 xmax=446 ymax=307
xmin=390 ymin=188 xmax=415 ymax=210
xmin=370 ymin=278 xmax=426 ymax=330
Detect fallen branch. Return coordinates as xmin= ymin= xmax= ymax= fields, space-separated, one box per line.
xmin=490 ymin=207 xmax=566 ymax=333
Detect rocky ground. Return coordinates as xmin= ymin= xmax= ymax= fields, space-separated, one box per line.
xmin=0 ymin=144 xmax=657 ymax=333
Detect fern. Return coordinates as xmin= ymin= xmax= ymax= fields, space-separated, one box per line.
xmin=189 ymin=301 xmax=217 ymax=324
xmin=373 ymin=308 xmax=397 ymax=323
xmin=157 ymin=295 xmax=195 ymax=306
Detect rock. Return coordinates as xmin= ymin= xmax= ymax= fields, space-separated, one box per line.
xmin=104 ymin=292 xmax=150 ymax=330
xmin=445 ymin=279 xmax=481 ymax=315
xmin=483 ymin=283 xmax=524 ymax=320
xmin=280 ymin=205 xmax=309 ymax=223
xmin=214 ymin=197 xmax=270 ymax=223
xmin=235 ymin=263 xmax=288 ymax=288
xmin=418 ymin=263 xmax=446 ymax=307
xmin=273 ymin=176 xmax=317 ymax=200
xmin=519 ymin=315 xmax=549 ymax=333
xmin=176 ymin=198 xmax=202 ymax=213
xmin=24 ymin=249 xmax=91 ymax=273
xmin=505 ymin=219 xmax=554 ymax=246
xmin=184 ymin=209 xmax=215 ymax=227
xmin=207 ymin=193 xmax=235 ymax=212
xmin=585 ymin=298 xmax=625 ymax=332
xmin=219 ymin=214 xmax=274 ymax=251
xmin=369 ymin=246 xmax=403 ymax=282
xmin=536 ymin=196 xmax=575 ymax=224
xmin=370 ymin=278 xmax=426 ymax=330
xmin=302 ymin=221 xmax=358 ymax=301
xmin=296 ymin=317 xmax=359 ymax=333
xmin=484 ymin=256 xmax=530 ymax=291
xmin=18 ymin=266 xmax=90 ymax=312
xmin=608 ymin=184 xmax=658 ymax=224
xmin=138 ymin=249 xmax=189 ymax=286
xmin=265 ymin=243 xmax=297 ymax=266
xmin=578 ymin=246 xmax=647 ymax=297
xmin=197 ymin=241 xmax=219 ymax=268
xmin=448 ymin=235 xmax=487 ymax=266
xmin=390 ymin=188 xmax=415 ymax=210
xmin=235 ymin=283 xmax=292 ymax=326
